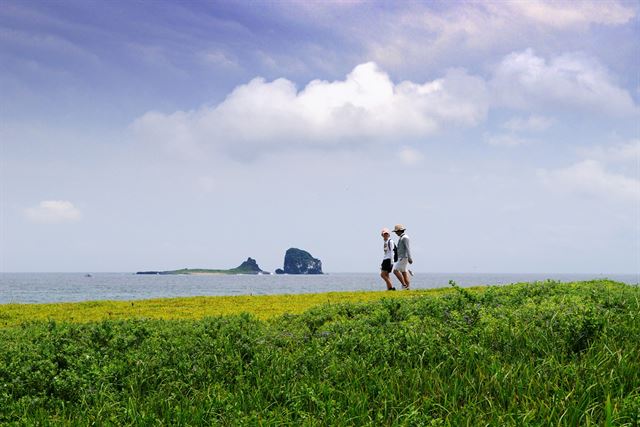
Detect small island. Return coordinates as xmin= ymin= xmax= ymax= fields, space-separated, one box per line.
xmin=137 ymin=257 xmax=269 ymax=275
xmin=275 ymin=248 xmax=323 ymax=274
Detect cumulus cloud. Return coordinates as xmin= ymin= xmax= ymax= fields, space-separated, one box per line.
xmin=25 ymin=200 xmax=82 ymax=223
xmin=132 ymin=53 xmax=637 ymax=160
xmin=539 ymin=160 xmax=640 ymax=203
xmin=131 ymin=62 xmax=489 ymax=158
xmin=491 ymin=49 xmax=639 ymax=116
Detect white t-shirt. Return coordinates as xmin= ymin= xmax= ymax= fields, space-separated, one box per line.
xmin=383 ymin=238 xmax=395 ymax=260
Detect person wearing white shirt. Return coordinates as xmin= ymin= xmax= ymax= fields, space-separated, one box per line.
xmin=380 ymin=228 xmax=396 ymax=291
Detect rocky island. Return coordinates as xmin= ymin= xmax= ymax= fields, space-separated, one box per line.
xmin=275 ymin=248 xmax=323 ymax=274
xmin=137 ymin=257 xmax=269 ymax=275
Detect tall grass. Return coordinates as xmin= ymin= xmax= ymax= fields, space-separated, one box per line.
xmin=1 ymin=280 xmax=638 ymax=425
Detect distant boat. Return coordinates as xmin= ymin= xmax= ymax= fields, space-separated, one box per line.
xmin=85 ymin=274 xmax=92 ymax=278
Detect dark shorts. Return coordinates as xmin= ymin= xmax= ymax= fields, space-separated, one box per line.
xmin=381 ymin=259 xmax=392 ymax=273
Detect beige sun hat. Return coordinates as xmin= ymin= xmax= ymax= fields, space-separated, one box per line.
xmin=381 ymin=228 xmax=390 ymax=236
xmin=393 ymin=224 xmax=406 ymax=232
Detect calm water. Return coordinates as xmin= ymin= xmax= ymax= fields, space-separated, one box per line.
xmin=0 ymin=272 xmax=637 ymax=304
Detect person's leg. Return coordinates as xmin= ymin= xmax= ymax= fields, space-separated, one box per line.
xmin=381 ymin=271 xmax=394 ymax=289
xmin=393 ymin=269 xmax=406 ymax=287
xmin=394 ymin=258 xmax=409 ymax=288
xmin=401 ymin=272 xmax=411 ymax=289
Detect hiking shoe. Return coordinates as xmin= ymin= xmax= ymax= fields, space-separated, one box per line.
xmin=387 ymin=287 xmax=396 ymax=291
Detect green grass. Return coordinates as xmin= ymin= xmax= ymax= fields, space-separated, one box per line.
xmin=1 ymin=280 xmax=639 ymax=425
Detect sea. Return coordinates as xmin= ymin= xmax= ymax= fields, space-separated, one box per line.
xmin=0 ymin=272 xmax=637 ymax=304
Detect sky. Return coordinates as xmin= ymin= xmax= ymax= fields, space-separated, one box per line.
xmin=1 ymin=0 xmax=639 ymax=274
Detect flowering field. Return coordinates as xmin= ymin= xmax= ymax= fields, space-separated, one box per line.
xmin=1 ymin=280 xmax=639 ymax=425
xmin=0 ymin=288 xmax=448 ymax=327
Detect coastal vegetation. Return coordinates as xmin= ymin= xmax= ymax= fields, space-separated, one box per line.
xmin=1 ymin=280 xmax=638 ymax=425
xmin=136 ymin=257 xmax=269 ymax=275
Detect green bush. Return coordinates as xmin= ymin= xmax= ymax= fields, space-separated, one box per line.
xmin=0 ymin=280 xmax=638 ymax=425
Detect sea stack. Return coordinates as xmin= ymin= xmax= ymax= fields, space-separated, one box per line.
xmin=280 ymin=248 xmax=323 ymax=274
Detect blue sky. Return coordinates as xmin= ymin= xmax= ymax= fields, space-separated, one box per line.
xmin=1 ymin=0 xmax=639 ymax=273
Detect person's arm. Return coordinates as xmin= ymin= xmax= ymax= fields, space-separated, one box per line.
xmin=405 ymin=236 xmax=413 ymax=263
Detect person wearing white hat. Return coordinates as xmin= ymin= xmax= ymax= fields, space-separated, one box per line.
xmin=392 ymin=224 xmax=413 ymax=289
xmin=380 ymin=228 xmax=396 ymax=291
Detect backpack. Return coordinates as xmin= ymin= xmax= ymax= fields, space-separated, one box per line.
xmin=390 ymin=240 xmax=398 ymax=262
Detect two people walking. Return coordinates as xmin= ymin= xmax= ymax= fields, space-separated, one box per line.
xmin=380 ymin=224 xmax=413 ymax=290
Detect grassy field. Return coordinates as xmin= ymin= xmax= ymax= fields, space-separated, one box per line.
xmin=1 ymin=280 xmax=639 ymax=425
xmin=0 ymin=288 xmax=453 ymax=327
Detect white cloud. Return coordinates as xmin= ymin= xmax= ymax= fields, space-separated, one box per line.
xmin=503 ymin=115 xmax=554 ymax=132
xmin=491 ymin=49 xmax=639 ymax=116
xmin=131 ymin=52 xmax=637 ymax=161
xmin=539 ymin=160 xmax=640 ymax=203
xmin=131 ymin=62 xmax=489 ymax=157
xmin=25 ymin=200 xmax=82 ymax=223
